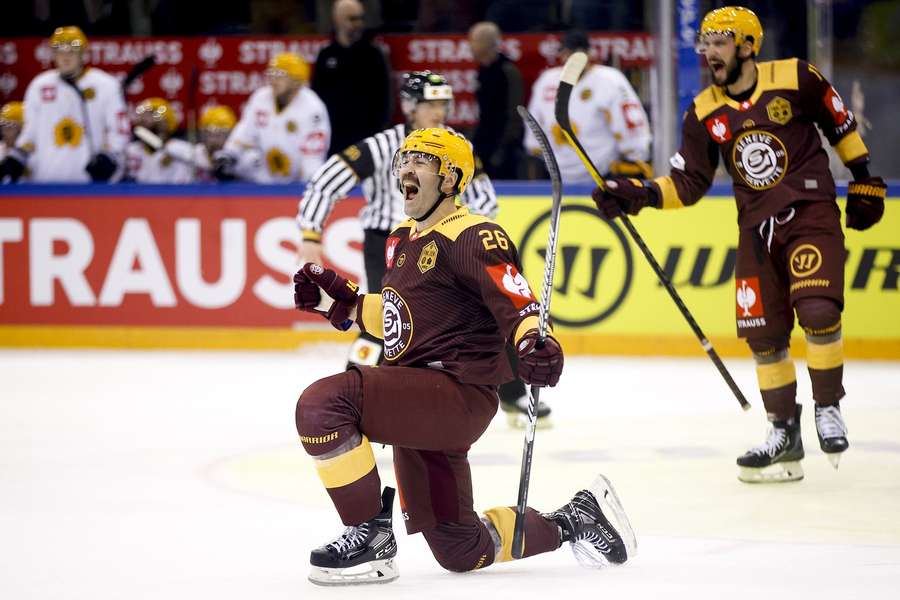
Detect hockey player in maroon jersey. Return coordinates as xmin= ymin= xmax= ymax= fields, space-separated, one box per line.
xmin=592 ymin=6 xmax=886 ymax=483
xmin=292 ymin=128 xmax=636 ymax=584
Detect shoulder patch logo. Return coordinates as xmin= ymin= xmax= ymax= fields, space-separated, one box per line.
xmin=417 ymin=240 xmax=438 ymax=274
xmin=705 ymin=116 xmax=732 ymax=144
xmin=385 ymin=236 xmax=400 ymax=269
xmin=824 ymin=87 xmax=848 ymax=125
xmin=766 ymin=96 xmax=793 ymax=125
xmin=485 ymin=263 xmax=536 ymax=309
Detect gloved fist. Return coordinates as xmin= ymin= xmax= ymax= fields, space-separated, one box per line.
xmin=846 ymin=176 xmax=886 ymax=231
xmin=0 ymin=153 xmax=26 ymax=183
xmin=516 ymin=330 xmax=564 ymax=387
xmin=85 ymin=152 xmax=117 ymax=182
xmin=293 ymin=263 xmax=360 ymax=331
xmin=591 ymin=177 xmax=653 ymax=220
xmin=212 ymin=152 xmax=237 ymax=182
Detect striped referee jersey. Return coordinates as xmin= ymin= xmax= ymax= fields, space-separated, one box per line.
xmin=297 ymin=123 xmax=498 ymax=237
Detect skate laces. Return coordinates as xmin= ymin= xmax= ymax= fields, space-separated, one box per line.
xmin=749 ymin=426 xmax=787 ymax=457
xmin=326 ymin=524 xmax=369 ymax=554
xmin=815 ymin=405 xmax=847 ymax=439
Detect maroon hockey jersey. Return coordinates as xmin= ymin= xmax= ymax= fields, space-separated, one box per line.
xmin=355 ymin=206 xmax=541 ymax=386
xmin=653 ymin=58 xmax=870 ymax=228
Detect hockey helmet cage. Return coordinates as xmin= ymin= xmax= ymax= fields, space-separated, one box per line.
xmin=267 ymin=53 xmax=310 ymax=82
xmin=50 ymin=26 xmax=88 ymax=51
xmin=135 ymin=97 xmax=178 ymax=134
xmin=697 ymin=6 xmax=763 ymax=56
xmin=0 ymin=101 xmax=24 ymax=125
xmin=393 ymin=128 xmax=474 ymax=196
xmin=200 ymin=105 xmax=237 ymax=130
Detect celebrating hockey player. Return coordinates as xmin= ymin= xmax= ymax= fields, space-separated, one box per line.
xmin=293 ymin=128 xmax=635 ymax=585
xmin=525 ymin=30 xmax=652 ymax=183
xmin=214 ymin=52 xmax=330 ymax=183
xmin=297 ymin=71 xmax=546 ymax=427
xmin=591 ymin=6 xmax=886 ymax=482
xmin=125 ymin=97 xmax=196 ymax=183
xmin=0 ymin=26 xmax=129 ymax=183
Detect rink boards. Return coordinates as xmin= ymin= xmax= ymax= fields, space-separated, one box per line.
xmin=1 ymin=182 xmax=898 ymax=358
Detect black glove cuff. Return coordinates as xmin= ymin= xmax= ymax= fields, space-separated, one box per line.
xmin=849 ymin=162 xmax=871 ymax=181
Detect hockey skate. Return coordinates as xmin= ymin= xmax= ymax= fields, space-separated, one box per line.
xmin=737 ymin=405 xmax=804 ymax=483
xmin=308 ymin=487 xmax=398 ymax=586
xmin=545 ymin=474 xmax=637 ymax=568
xmin=500 ymin=392 xmax=553 ymax=430
xmin=815 ymin=402 xmax=849 ymax=469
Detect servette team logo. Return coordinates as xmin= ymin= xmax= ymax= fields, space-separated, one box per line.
xmin=486 ymin=263 xmax=536 ymax=309
xmin=736 ymin=278 xmax=763 ymax=317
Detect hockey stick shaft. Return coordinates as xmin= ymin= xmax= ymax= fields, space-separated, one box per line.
xmin=511 ymin=105 xmax=564 ymax=559
xmin=555 ymin=53 xmax=750 ymax=411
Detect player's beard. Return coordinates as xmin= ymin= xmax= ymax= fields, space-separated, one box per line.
xmin=724 ymin=54 xmax=746 ymax=86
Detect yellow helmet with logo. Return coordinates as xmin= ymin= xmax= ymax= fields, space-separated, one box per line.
xmin=0 ymin=101 xmax=24 ymax=125
xmin=50 ymin=26 xmax=88 ymax=51
xmin=395 ymin=128 xmax=475 ymax=196
xmin=135 ymin=97 xmax=178 ymax=133
xmin=199 ymin=105 xmax=237 ymax=130
xmin=267 ymin=53 xmax=310 ymax=82
xmin=698 ymin=6 xmax=763 ymax=56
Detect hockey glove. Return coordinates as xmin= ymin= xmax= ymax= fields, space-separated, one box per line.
xmin=591 ymin=177 xmax=655 ymax=220
xmin=845 ymin=176 xmax=886 ymax=231
xmin=293 ymin=263 xmax=360 ymax=331
xmin=516 ymin=330 xmax=564 ymax=388
xmin=212 ymin=152 xmax=237 ymax=182
xmin=0 ymin=152 xmax=26 ymax=183
xmin=85 ymin=152 xmax=117 ymax=182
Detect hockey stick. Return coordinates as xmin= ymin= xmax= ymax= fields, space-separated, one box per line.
xmin=59 ymin=75 xmax=95 ymax=156
xmin=511 ymin=105 xmax=563 ymax=560
xmin=556 ymin=52 xmax=750 ymax=411
xmin=122 ymin=55 xmax=157 ymax=97
xmin=134 ymin=126 xmax=205 ymax=172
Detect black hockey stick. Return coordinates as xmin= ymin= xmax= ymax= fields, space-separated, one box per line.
xmin=511 ymin=105 xmax=563 ymax=560
xmin=122 ymin=54 xmax=157 ymax=97
xmin=556 ymin=52 xmax=750 ymax=411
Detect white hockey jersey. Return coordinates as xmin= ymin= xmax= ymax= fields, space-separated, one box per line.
xmin=193 ymin=144 xmax=262 ymax=183
xmin=525 ymin=64 xmax=651 ymax=184
xmin=0 ymin=142 xmax=31 ymax=181
xmin=224 ymin=86 xmax=330 ymax=183
xmin=16 ymin=67 xmax=130 ymax=182
xmin=125 ymin=138 xmax=196 ymax=183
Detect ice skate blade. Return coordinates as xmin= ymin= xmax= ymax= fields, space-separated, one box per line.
xmin=567 ymin=473 xmax=637 ymax=569
xmin=506 ymin=412 xmax=553 ymax=430
xmin=308 ymin=558 xmax=398 ymax=586
xmin=826 ymin=452 xmax=842 ymax=469
xmin=738 ymin=461 xmax=804 ymax=483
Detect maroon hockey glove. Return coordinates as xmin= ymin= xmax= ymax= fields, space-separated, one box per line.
xmin=591 ymin=177 xmax=654 ymax=220
xmin=293 ymin=263 xmax=360 ymax=331
xmin=516 ymin=330 xmax=564 ymax=387
xmin=846 ymin=176 xmax=886 ymax=231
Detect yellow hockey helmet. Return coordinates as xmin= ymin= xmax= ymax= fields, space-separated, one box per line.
xmin=393 ymin=128 xmax=475 ymax=196
xmin=698 ymin=6 xmax=763 ymax=56
xmin=50 ymin=26 xmax=88 ymax=51
xmin=267 ymin=53 xmax=310 ymax=82
xmin=199 ymin=105 xmax=237 ymax=130
xmin=135 ymin=97 xmax=178 ymax=133
xmin=0 ymin=101 xmax=24 ymax=125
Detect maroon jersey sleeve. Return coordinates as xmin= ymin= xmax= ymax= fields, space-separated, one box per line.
xmin=451 ymin=222 xmax=542 ymax=343
xmin=796 ymin=60 xmax=870 ymax=167
xmin=651 ymin=106 xmax=719 ymax=210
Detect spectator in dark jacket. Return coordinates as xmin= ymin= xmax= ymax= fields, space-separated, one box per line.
xmin=468 ymin=21 xmax=524 ymax=179
xmin=312 ymin=0 xmax=391 ymax=155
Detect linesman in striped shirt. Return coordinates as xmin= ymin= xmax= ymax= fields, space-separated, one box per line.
xmin=298 ymin=71 xmax=550 ymax=427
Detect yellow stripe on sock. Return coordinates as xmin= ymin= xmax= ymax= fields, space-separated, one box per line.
xmin=483 ymin=507 xmax=519 ymax=563
xmin=806 ymin=338 xmax=844 ymax=370
xmin=756 ymin=358 xmax=797 ymax=390
xmin=314 ymin=435 xmax=375 ymax=489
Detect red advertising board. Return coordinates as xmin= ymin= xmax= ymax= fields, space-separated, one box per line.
xmin=0 ymin=193 xmax=366 ymax=327
xmin=0 ymin=32 xmax=654 ymax=129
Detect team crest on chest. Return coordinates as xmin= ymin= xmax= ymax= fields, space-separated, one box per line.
xmin=580 ymin=88 xmax=592 ymax=101
xmin=417 ymin=240 xmax=438 ymax=273
xmin=82 ymin=87 xmax=96 ymax=101
xmin=732 ymin=130 xmax=788 ymax=190
xmin=382 ymin=287 xmax=413 ymax=361
xmin=766 ymin=97 xmax=793 ymax=125
xmin=286 ymin=120 xmax=297 ymax=133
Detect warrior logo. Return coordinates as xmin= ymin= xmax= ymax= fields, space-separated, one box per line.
xmin=732 ymin=130 xmax=788 ymax=189
xmin=382 ymin=287 xmax=413 ymax=361
xmin=789 ymin=244 xmax=822 ymax=278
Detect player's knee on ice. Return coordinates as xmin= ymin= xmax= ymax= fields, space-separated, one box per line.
xmin=422 ymin=522 xmax=496 ymax=573
xmin=296 ymin=370 xmax=362 ymax=456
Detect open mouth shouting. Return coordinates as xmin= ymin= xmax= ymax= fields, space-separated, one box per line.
xmin=402 ymin=177 xmax=420 ymax=201
xmin=708 ymin=58 xmax=727 ymax=79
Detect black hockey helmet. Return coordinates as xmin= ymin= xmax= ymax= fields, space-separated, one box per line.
xmin=399 ymin=71 xmax=453 ymax=115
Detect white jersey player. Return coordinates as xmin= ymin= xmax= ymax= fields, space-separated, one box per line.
xmin=125 ymin=97 xmax=195 ymax=184
xmin=0 ymin=26 xmax=129 ymax=183
xmin=216 ymin=53 xmax=330 ymax=183
xmin=1 ymin=102 xmax=28 ymax=179
xmin=193 ymin=105 xmax=260 ymax=183
xmin=524 ymin=32 xmax=651 ymax=184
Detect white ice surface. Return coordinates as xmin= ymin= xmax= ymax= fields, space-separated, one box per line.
xmin=1 ymin=346 xmax=899 ymax=599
